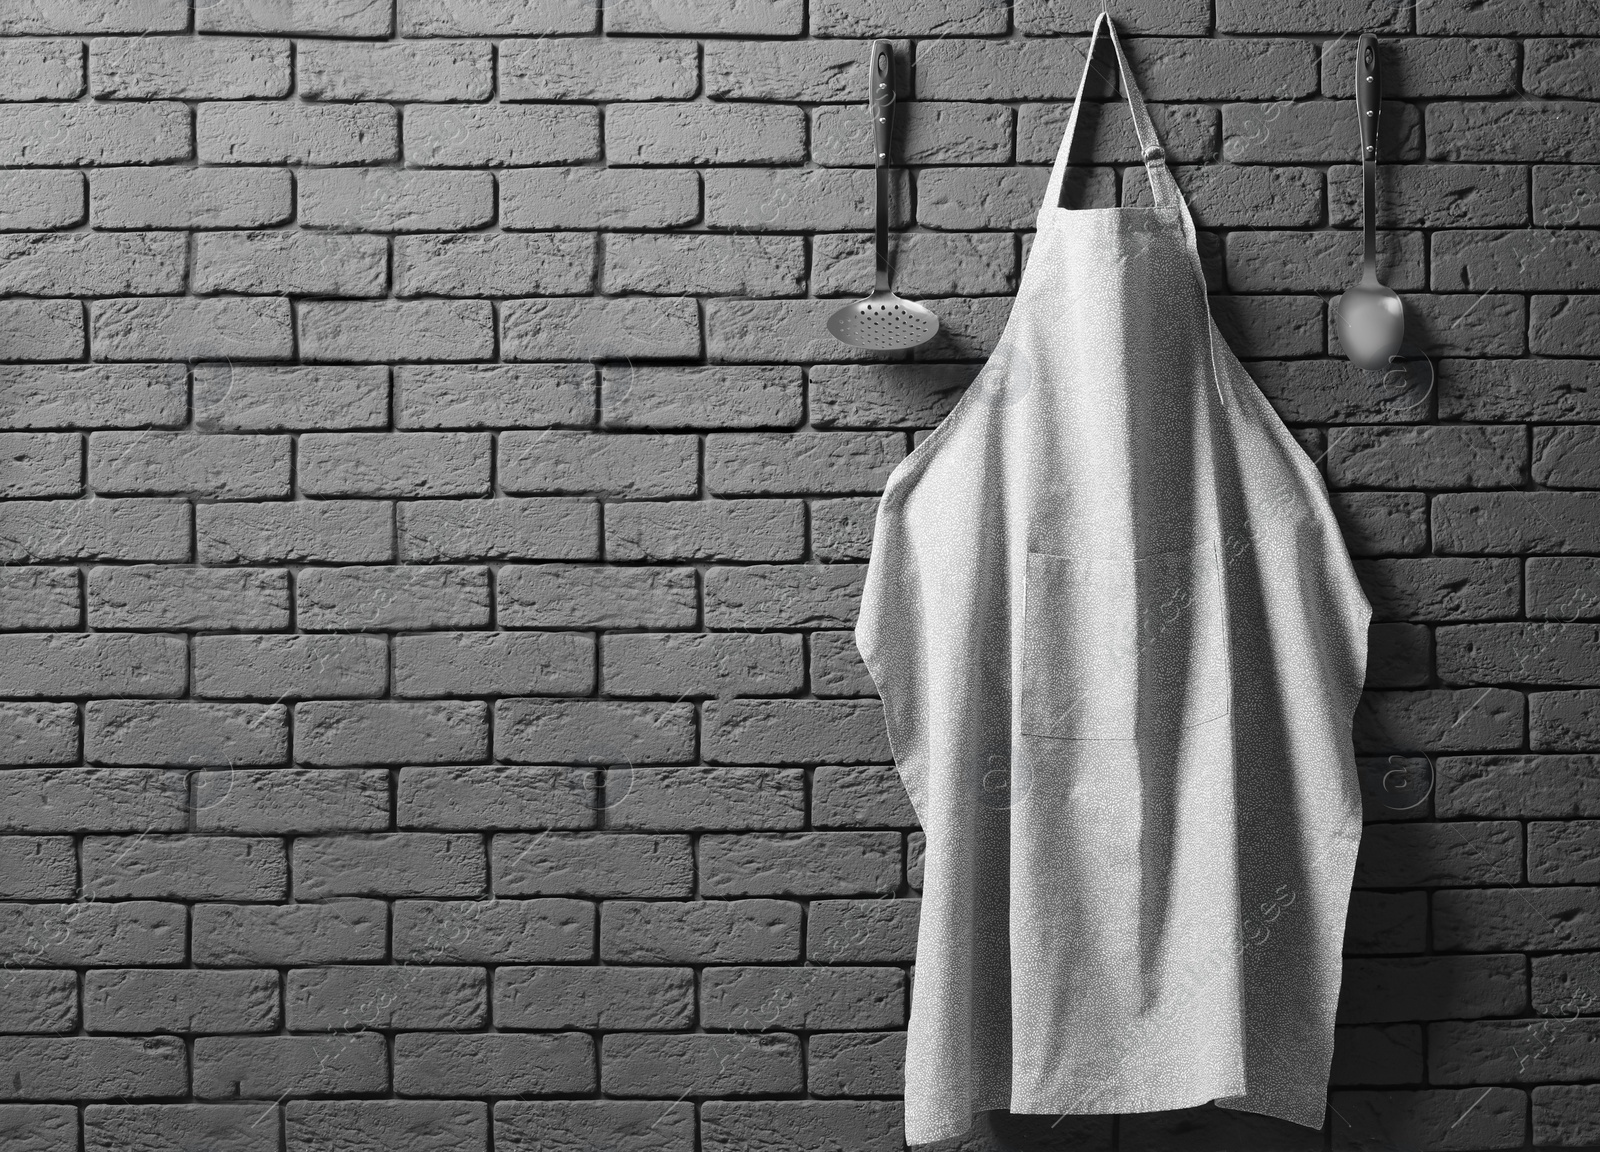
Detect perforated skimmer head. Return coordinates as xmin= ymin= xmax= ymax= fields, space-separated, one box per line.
xmin=827 ymin=290 xmax=940 ymax=351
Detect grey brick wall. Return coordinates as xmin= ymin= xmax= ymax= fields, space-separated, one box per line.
xmin=0 ymin=1 xmax=1596 ymax=1149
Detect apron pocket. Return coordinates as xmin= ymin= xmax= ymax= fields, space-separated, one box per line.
xmin=1020 ymin=542 xmax=1230 ymax=741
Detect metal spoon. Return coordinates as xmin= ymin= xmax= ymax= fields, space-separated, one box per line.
xmin=826 ymin=40 xmax=939 ymax=351
xmin=1333 ymin=33 xmax=1405 ymax=371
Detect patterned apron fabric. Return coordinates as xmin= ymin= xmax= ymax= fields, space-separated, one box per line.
xmin=854 ymin=15 xmax=1373 ymax=1146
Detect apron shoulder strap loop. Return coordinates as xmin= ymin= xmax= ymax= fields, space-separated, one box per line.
xmin=1039 ymin=11 xmax=1189 ymax=218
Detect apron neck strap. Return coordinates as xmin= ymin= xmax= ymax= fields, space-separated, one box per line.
xmin=1040 ymin=11 xmax=1188 ymax=215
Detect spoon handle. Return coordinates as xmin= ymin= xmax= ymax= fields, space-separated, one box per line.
xmin=1357 ymin=33 xmax=1380 ymax=285
xmin=870 ymin=41 xmax=893 ymax=294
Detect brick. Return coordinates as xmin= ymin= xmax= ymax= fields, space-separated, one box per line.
xmin=1429 ymin=100 xmax=1600 ymax=162
xmin=300 ymin=432 xmax=489 ymax=498
xmin=1534 ymin=295 xmax=1600 ymax=357
xmin=1355 ymin=821 xmax=1523 ymax=888
xmin=396 ymin=364 xmax=593 ymax=430
xmin=399 ymin=498 xmax=598 ymax=562
xmin=813 ymin=102 xmax=1009 ymax=166
xmin=198 ymin=101 xmax=396 ymax=164
xmin=88 ymin=566 xmax=289 ymax=630
xmin=192 ymin=766 xmax=387 ymax=835
xmin=1535 ymin=1085 xmax=1600 ymax=1146
xmin=495 ymin=832 xmax=692 ymax=898
xmin=494 ymin=699 xmax=696 ymax=765
xmin=1217 ymin=0 xmax=1410 ymax=30
xmin=192 ymin=900 xmax=387 ymax=966
xmin=706 ymin=38 xmax=909 ymax=101
xmin=1227 ymin=231 xmax=1425 ymax=293
xmin=288 ymin=1101 xmax=487 ymax=1152
xmin=1345 ymin=891 xmax=1429 ymax=956
xmin=495 ymin=1101 xmax=694 ymax=1152
xmin=397 ymin=765 xmax=596 ymax=832
xmin=1330 ymin=493 xmax=1429 ymax=557
xmin=0 ymin=768 xmax=186 ymax=833
xmin=1439 ymin=622 xmax=1600 ymax=686
xmin=0 ymin=102 xmax=188 ymax=165
xmin=393 ymin=897 xmax=592 ymax=963
xmin=811 ymin=630 xmax=876 ymax=697
xmin=0 ymin=632 xmax=185 ymax=698
xmin=1533 ymin=692 xmax=1600 ymax=751
xmin=1435 ymin=887 xmax=1600 ymax=952
xmin=502 ymin=296 xmax=701 ymax=362
xmin=197 ymin=500 xmax=393 ymax=564
xmin=1329 ymin=163 xmax=1527 ymax=229
xmin=0 ymin=232 xmax=184 ymax=296
xmin=1530 ymin=820 xmax=1600 ymax=883
xmin=1123 ymin=164 xmax=1323 ymax=228
xmin=703 ymin=697 xmax=891 ymax=764
xmin=91 ymin=296 xmax=291 ymax=361
xmin=1354 ymin=558 xmax=1518 ymax=623
xmin=1535 ymin=953 xmax=1600 ymax=1015
xmin=192 ymin=1035 xmax=387 ymax=1098
xmin=395 ymin=232 xmax=594 ymax=297
xmin=700 ymin=830 xmax=899 ymax=896
xmin=298 ymin=566 xmax=490 ymax=631
xmin=0 ymin=836 xmax=75 ymax=899
xmin=88 ymin=1107 xmax=271 ymax=1152
xmin=1436 ymin=492 xmax=1600 ymax=554
xmin=0 ymin=1037 xmax=185 ymax=1101
xmin=1365 ymin=623 xmax=1431 ymax=690
xmin=814 ymin=764 xmax=916 ymax=828
xmin=287 ymin=965 xmax=484 ymax=1031
xmin=1228 ymin=100 xmax=1420 ymax=166
xmin=498 ymin=564 xmax=698 ymax=629
xmin=605 ymin=500 xmax=804 ymax=562
xmin=701 ymin=1101 xmax=903 ymax=1152
xmin=301 ymin=300 xmax=493 ymax=363
xmin=1027 ymin=101 xmax=1229 ymax=163
xmin=0 ymin=300 xmax=83 ymax=361
xmin=196 ymin=635 xmax=385 ymax=701
xmin=1354 ymin=689 xmax=1524 ymax=753
xmin=1439 ymin=358 xmax=1600 ymax=421
xmin=83 ymin=834 xmax=287 ymax=900
xmin=495 ymin=965 xmax=692 ymax=1030
xmin=398 ymin=0 xmax=595 ymax=35
xmin=0 ymin=432 xmax=79 ymax=498
xmin=500 ymin=430 xmax=697 ymax=498
xmin=1431 ymin=1019 xmax=1600 ymax=1084
xmin=604 ymin=234 xmax=802 ymax=297
xmin=197 ymin=0 xmax=391 ymax=33
xmin=194 ymin=365 xmax=388 ymax=432
xmin=605 ymin=767 xmax=805 ymax=832
xmin=702 ymin=965 xmax=902 ymax=1030
xmin=0 ymin=498 xmax=189 ymax=564
xmin=601 ymin=899 xmax=802 ymax=963
xmin=294 ymin=833 xmax=486 ymax=899
xmin=85 ymin=700 xmax=287 ymax=766
xmin=812 ymin=0 xmax=1002 ymax=35
xmin=602 ymin=632 xmax=802 ymax=697
xmin=1434 ymin=229 xmax=1600 ymax=292
xmin=1324 ymin=38 xmax=1516 ymax=99
xmin=807 ymin=1032 xmax=906 ymax=1096
xmin=394 ymin=1033 xmax=593 ymax=1096
xmin=1535 ymin=165 xmax=1600 ymax=226
xmin=10 ymin=0 xmax=177 ymax=33
xmin=805 ymin=495 xmax=873 ymax=558
xmin=1017 ymin=0 xmax=1208 ymax=33
xmin=917 ymin=165 xmax=1052 ymax=230
xmin=707 ymin=432 xmax=903 ymax=495
xmin=703 ymin=167 xmax=908 ymax=232
xmin=393 ymin=631 xmax=594 ymax=697
xmin=0 ymin=518 xmax=111 ymax=591
xmin=1419 ymin=0 xmax=1600 ymax=34
xmin=298 ymin=168 xmax=494 ymax=231
xmin=607 ymin=0 xmax=801 ymax=33
xmin=84 ymin=969 xmax=278 ymax=1034
xmin=809 ymin=364 xmax=976 ymax=429
xmin=0 ymin=171 xmax=85 ymax=229
xmin=603 ymin=365 xmax=802 ymax=430
xmin=405 ymin=103 xmax=597 ymax=166
xmin=503 ymin=37 xmax=695 ymax=100
xmin=0 ymin=900 xmax=184 ymax=966
xmin=602 ymin=1032 xmax=800 ymax=1097
xmin=0 ymin=970 xmax=76 ymax=1033
xmin=1534 ymin=427 xmax=1600 ymax=488
xmin=1330 ymin=1089 xmax=1526 ymax=1151
xmin=1336 ymin=956 xmax=1526 ymax=1024
xmin=610 ymin=102 xmax=804 ymax=166
xmin=704 ymin=564 xmax=865 ymax=628
xmin=89 ymin=431 xmax=289 ymax=500
xmin=296 ymin=700 xmax=489 ymax=766
xmin=814 ymin=231 xmax=1016 ymax=297
xmin=90 ymin=34 xmax=288 ymax=98
xmin=1327 ymin=425 xmax=1523 ymax=489
xmin=501 ymin=167 xmax=699 ymax=230
xmin=298 ymin=39 xmax=491 ymax=101
xmin=705 ymin=298 xmax=895 ymax=364
xmin=194 ymin=230 xmax=386 ymax=296
xmin=91 ymin=167 xmax=291 ymax=229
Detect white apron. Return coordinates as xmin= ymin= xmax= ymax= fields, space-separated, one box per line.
xmin=855 ymin=14 xmax=1372 ymax=1146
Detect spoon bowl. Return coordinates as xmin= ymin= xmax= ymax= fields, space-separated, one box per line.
xmin=828 ymin=290 xmax=940 ymax=351
xmin=1334 ymin=281 xmax=1405 ymax=370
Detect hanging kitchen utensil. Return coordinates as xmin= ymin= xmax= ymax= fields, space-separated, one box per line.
xmin=826 ymin=40 xmax=939 ymax=351
xmin=1333 ymin=33 xmax=1405 ymax=370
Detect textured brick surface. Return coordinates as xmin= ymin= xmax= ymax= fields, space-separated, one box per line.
xmin=0 ymin=7 xmax=1586 ymax=1148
